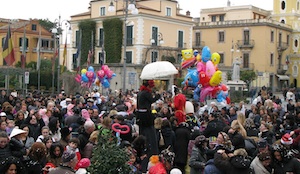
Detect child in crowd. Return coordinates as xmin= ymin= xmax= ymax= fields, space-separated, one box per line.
xmin=5 ymin=119 xmax=15 ymax=135
xmin=66 ymin=137 xmax=81 ymax=169
xmin=36 ymin=126 xmax=55 ymax=143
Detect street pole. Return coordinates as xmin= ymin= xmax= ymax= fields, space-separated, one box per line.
xmin=57 ymin=15 xmax=61 ymax=94
xmin=122 ymin=0 xmax=129 ymax=92
xmin=52 ymin=33 xmax=56 ymax=95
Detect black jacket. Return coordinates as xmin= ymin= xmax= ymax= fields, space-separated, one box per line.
xmin=160 ymin=127 xmax=176 ymax=151
xmin=9 ymin=138 xmax=27 ymax=159
xmin=203 ymin=119 xmax=226 ymax=138
xmin=214 ymin=153 xmax=253 ymax=174
xmin=0 ymin=145 xmax=12 ymax=162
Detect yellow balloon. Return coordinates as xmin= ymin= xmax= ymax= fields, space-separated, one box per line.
xmin=209 ymin=70 xmax=222 ymax=86
xmin=181 ymin=49 xmax=193 ymax=60
xmin=196 ymin=54 xmax=201 ymax=62
xmin=81 ymin=68 xmax=87 ymax=74
xmin=211 ymin=52 xmax=220 ymax=65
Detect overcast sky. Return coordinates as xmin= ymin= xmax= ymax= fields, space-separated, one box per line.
xmin=1 ymin=0 xmax=273 ymax=21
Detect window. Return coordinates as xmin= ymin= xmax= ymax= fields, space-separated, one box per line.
xmin=211 ymin=15 xmax=217 ymax=22
xmin=295 ymin=39 xmax=298 ymax=47
xmin=281 ymin=19 xmax=285 ymax=24
xmin=218 ymin=31 xmax=225 ymax=42
xmin=31 ymin=24 xmax=37 ymax=31
xmin=297 ymin=1 xmax=300 ymax=10
xmin=19 ymin=37 xmax=28 ymax=48
xmin=100 ymin=7 xmax=106 ymax=16
xmin=127 ymin=26 xmax=133 ymax=46
xmin=287 ymin=35 xmax=290 ymax=45
xmin=271 ymin=30 xmax=274 ymax=42
xmin=166 ymin=7 xmax=171 ymax=16
xmin=151 ymin=51 xmax=158 ymax=62
xmin=219 ymin=53 xmax=224 ymax=64
xmin=279 ymin=33 xmax=282 ymax=46
xmin=152 ymin=26 xmax=158 ymax=46
xmin=2 ymin=37 xmax=5 ymax=48
xmin=177 ymin=53 xmax=182 ymax=64
xmin=126 ymin=51 xmax=132 ymax=64
xmin=195 ymin=32 xmax=201 ymax=46
xmin=270 ymin=53 xmax=274 ymax=66
xmin=75 ymin=30 xmax=80 ymax=47
xmin=243 ymin=53 xmax=250 ymax=68
xmin=243 ymin=30 xmax=250 ymax=45
xmin=178 ymin=31 xmax=184 ymax=48
xmin=98 ymin=52 xmax=105 ymax=65
xmin=72 ymin=54 xmax=77 ymax=69
xmin=219 ymin=15 xmax=225 ymax=21
xmin=281 ymin=1 xmax=286 ymax=10
xmin=42 ymin=40 xmax=49 ymax=48
xmin=99 ymin=28 xmax=104 ymax=47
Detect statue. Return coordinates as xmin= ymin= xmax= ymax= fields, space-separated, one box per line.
xmin=232 ymin=58 xmax=240 ymax=81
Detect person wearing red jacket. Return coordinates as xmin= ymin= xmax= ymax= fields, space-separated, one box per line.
xmin=172 ymin=85 xmax=186 ymax=124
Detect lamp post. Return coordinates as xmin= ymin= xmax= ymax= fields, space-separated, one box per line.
xmin=108 ymin=0 xmax=138 ymax=92
xmin=52 ymin=15 xmax=71 ymax=94
xmin=150 ymin=32 xmax=164 ymax=46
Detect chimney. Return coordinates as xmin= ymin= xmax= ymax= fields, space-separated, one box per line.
xmin=186 ymin=11 xmax=190 ymax=16
xmin=227 ymin=0 xmax=231 ymax=7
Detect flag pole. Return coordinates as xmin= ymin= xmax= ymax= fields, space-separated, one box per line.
xmin=37 ymin=27 xmax=41 ymax=92
xmin=22 ymin=26 xmax=26 ymax=96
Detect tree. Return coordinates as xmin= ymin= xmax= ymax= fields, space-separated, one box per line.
xmin=240 ymin=70 xmax=257 ymax=88
xmin=38 ymin=19 xmax=55 ymax=32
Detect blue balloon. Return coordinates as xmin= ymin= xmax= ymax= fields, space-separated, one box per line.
xmin=201 ymin=46 xmax=211 ymax=62
xmin=88 ymin=66 xmax=94 ymax=72
xmin=193 ymin=50 xmax=199 ymax=57
xmin=112 ymin=73 xmax=116 ymax=77
xmin=193 ymin=85 xmax=201 ymax=101
xmin=81 ymin=74 xmax=89 ymax=83
xmin=216 ymin=91 xmax=225 ymax=102
xmin=102 ymin=78 xmax=110 ymax=88
xmin=181 ymin=68 xmax=199 ymax=88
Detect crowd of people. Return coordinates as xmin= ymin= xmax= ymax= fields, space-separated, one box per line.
xmin=0 ymin=83 xmax=300 ymax=174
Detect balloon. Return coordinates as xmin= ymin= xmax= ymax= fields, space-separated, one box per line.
xmin=201 ymin=46 xmax=211 ymax=62
xmin=112 ymin=73 xmax=116 ymax=77
xmin=102 ymin=65 xmax=109 ymax=72
xmin=75 ymin=74 xmax=81 ymax=83
xmin=211 ymin=52 xmax=220 ymax=65
xmin=181 ymin=68 xmax=199 ymax=88
xmin=111 ymin=123 xmax=130 ymax=134
xmin=193 ymin=50 xmax=199 ymax=57
xmin=181 ymin=49 xmax=193 ymax=60
xmin=206 ymin=60 xmax=216 ymax=77
xmin=193 ymin=85 xmax=201 ymax=101
xmin=196 ymin=54 xmax=201 ymax=61
xmin=97 ymin=70 xmax=105 ymax=79
xmin=102 ymin=78 xmax=110 ymax=88
xmin=181 ymin=57 xmax=196 ymax=69
xmin=81 ymin=74 xmax=88 ymax=83
xmin=198 ymin=71 xmax=210 ymax=87
xmin=209 ymin=70 xmax=222 ymax=87
xmin=88 ymin=66 xmax=94 ymax=72
xmin=86 ymin=71 xmax=94 ymax=79
xmin=217 ymin=91 xmax=225 ymax=102
xmin=226 ymin=97 xmax=231 ymax=104
xmin=200 ymin=86 xmax=214 ymax=102
xmin=197 ymin=61 xmax=206 ymax=72
xmin=221 ymin=84 xmax=228 ymax=91
xmin=211 ymin=86 xmax=221 ymax=97
xmin=81 ymin=69 xmax=87 ymax=75
xmin=106 ymin=70 xmax=113 ymax=79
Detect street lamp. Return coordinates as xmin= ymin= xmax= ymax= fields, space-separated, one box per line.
xmin=150 ymin=32 xmax=164 ymax=45
xmin=108 ymin=0 xmax=138 ymax=92
xmin=52 ymin=15 xmax=71 ymax=94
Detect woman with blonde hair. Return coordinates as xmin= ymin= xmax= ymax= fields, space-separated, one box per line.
xmin=82 ymin=130 xmax=100 ymax=158
xmin=231 ymin=120 xmax=247 ymax=138
xmin=237 ymin=112 xmax=246 ymax=127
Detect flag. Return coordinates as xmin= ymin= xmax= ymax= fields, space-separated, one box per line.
xmin=75 ymin=29 xmax=82 ymax=73
xmin=87 ymin=30 xmax=93 ymax=67
xmin=21 ymin=27 xmax=26 ymax=69
xmin=36 ymin=28 xmax=41 ymax=71
xmin=2 ymin=26 xmax=15 ymax=66
xmin=61 ymin=36 xmax=67 ymax=73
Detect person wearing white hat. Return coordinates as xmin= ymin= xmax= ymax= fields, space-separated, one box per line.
xmin=9 ymin=128 xmax=28 ymax=160
xmin=0 ymin=112 xmax=7 ymax=122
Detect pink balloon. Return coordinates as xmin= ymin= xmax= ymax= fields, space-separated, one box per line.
xmin=97 ymin=70 xmax=105 ymax=79
xmin=200 ymin=86 xmax=215 ymax=102
xmin=197 ymin=62 xmax=206 ymax=72
xmin=102 ymin=65 xmax=109 ymax=72
xmin=205 ymin=60 xmax=216 ymax=78
xmin=106 ymin=70 xmax=113 ymax=79
xmin=86 ymin=71 xmax=94 ymax=79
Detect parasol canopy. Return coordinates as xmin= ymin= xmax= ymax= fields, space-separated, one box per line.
xmin=140 ymin=61 xmax=178 ymax=79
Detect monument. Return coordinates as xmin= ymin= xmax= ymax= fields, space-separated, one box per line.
xmin=227 ymin=58 xmax=246 ymax=91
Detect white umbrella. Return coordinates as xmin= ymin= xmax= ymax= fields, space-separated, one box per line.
xmin=140 ymin=61 xmax=178 ymax=79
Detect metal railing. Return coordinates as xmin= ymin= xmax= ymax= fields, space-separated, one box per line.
xmin=236 ymin=40 xmax=255 ymax=49
xmin=192 ymin=41 xmax=205 ymax=49
xmin=277 ymin=42 xmax=289 ymax=51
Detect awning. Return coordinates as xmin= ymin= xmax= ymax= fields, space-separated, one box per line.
xmin=276 ymin=74 xmax=290 ymax=81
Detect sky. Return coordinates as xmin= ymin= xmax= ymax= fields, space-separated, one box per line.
xmin=1 ymin=0 xmax=273 ymax=21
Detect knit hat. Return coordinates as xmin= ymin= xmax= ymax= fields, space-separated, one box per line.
xmin=159 ymin=148 xmax=175 ymax=165
xmin=62 ymin=150 xmax=76 ymax=163
xmin=77 ymin=158 xmax=91 ymax=168
xmin=195 ymin=135 xmax=208 ymax=146
xmin=281 ymin=133 xmax=293 ymax=145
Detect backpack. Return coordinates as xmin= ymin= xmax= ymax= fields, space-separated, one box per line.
xmin=159 ymin=130 xmax=165 ymax=147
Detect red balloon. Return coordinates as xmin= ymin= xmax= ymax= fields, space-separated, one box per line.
xmin=198 ymin=71 xmax=210 ymax=87
xmin=221 ymin=84 xmax=228 ymax=91
xmin=97 ymin=70 xmax=105 ymax=79
xmin=111 ymin=123 xmax=130 ymax=134
xmin=226 ymin=97 xmax=231 ymax=104
xmin=86 ymin=71 xmax=94 ymax=79
xmin=212 ymin=86 xmax=221 ymax=97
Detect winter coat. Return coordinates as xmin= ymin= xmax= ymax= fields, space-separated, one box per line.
xmin=273 ymin=158 xmax=300 ymax=174
xmin=174 ymin=125 xmax=191 ymax=165
xmin=23 ymin=136 xmax=35 ymax=149
xmin=24 ymin=157 xmax=44 ymax=174
xmin=160 ymin=127 xmax=176 ymax=151
xmin=148 ymin=162 xmax=167 ymax=174
xmin=228 ymin=131 xmax=245 ymax=150
xmin=9 ymin=138 xmax=27 ymax=159
xmin=0 ymin=145 xmax=12 ymax=161
xmin=250 ymin=156 xmax=271 ymax=174
xmin=203 ymin=119 xmax=226 ymax=138
xmin=260 ymin=131 xmax=274 ymax=145
xmin=189 ymin=146 xmax=207 ymax=174
xmin=214 ymin=153 xmax=252 ymax=174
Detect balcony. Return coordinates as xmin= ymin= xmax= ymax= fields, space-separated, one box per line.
xmin=241 ymin=63 xmax=254 ymax=70
xmin=277 ymin=42 xmax=289 ymax=52
xmin=32 ymin=47 xmax=54 ymax=53
xmin=236 ymin=40 xmax=254 ymax=49
xmin=192 ymin=41 xmax=205 ymax=50
xmin=277 ymin=64 xmax=288 ymax=75
xmin=176 ymin=42 xmax=187 ymax=49
xmin=126 ymin=38 xmax=134 ymax=46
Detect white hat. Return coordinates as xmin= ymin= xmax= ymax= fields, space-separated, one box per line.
xmin=170 ymin=168 xmax=182 ymax=174
xmin=185 ymin=101 xmax=194 ymax=114
xmin=9 ymin=128 xmax=27 ymax=139
xmin=0 ymin=112 xmax=6 ymax=117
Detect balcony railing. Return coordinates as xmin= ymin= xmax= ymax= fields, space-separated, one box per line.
xmin=32 ymin=47 xmax=54 ymax=53
xmin=236 ymin=40 xmax=255 ymax=49
xmin=192 ymin=41 xmax=205 ymax=49
xmin=277 ymin=64 xmax=288 ymax=75
xmin=176 ymin=42 xmax=187 ymax=49
xmin=277 ymin=42 xmax=289 ymax=52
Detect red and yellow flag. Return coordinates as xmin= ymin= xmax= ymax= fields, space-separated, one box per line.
xmin=2 ymin=26 xmax=15 ymax=66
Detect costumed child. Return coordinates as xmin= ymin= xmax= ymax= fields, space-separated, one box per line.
xmin=66 ymin=137 xmax=82 ymax=169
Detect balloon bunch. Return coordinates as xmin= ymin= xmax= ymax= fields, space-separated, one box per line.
xmin=74 ymin=66 xmax=96 ymax=88
xmin=96 ymin=65 xmax=116 ymax=88
xmin=182 ymin=46 xmax=230 ymax=104
xmin=181 ymin=49 xmax=200 ymax=69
